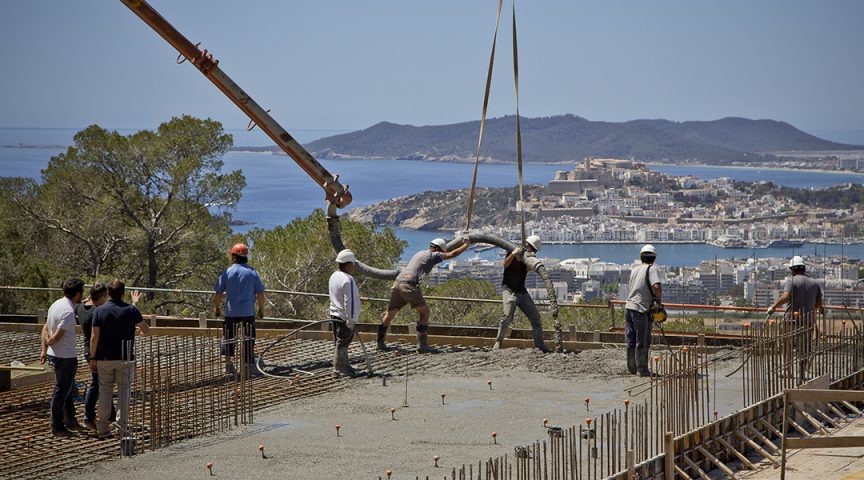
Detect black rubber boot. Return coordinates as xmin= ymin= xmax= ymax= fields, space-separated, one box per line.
xmin=376 ymin=324 xmax=392 ymax=351
xmin=636 ymin=348 xmax=652 ymax=377
xmin=416 ymin=325 xmax=439 ymax=354
xmin=626 ymin=347 xmax=637 ymax=375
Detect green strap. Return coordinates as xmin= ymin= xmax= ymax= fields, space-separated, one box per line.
xmin=464 ymin=0 xmax=504 ymax=233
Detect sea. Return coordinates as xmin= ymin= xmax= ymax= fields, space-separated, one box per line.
xmin=2 ymin=127 xmax=864 ymax=266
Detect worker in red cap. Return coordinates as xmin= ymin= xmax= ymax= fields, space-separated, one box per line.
xmin=214 ymin=243 xmax=266 ymax=376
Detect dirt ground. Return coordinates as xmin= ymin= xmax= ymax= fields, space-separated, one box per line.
xmin=59 ymin=346 xmax=746 ymax=480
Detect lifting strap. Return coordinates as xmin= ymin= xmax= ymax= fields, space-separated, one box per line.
xmin=511 ymin=0 xmax=526 ymax=244
xmin=464 ymin=0 xmax=504 ymax=233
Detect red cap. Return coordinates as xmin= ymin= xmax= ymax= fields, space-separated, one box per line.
xmin=230 ymin=243 xmax=249 ymax=256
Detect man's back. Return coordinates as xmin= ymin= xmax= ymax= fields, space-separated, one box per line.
xmin=625 ymin=264 xmax=662 ymax=313
xmin=396 ymin=250 xmax=445 ymax=284
xmin=215 ymin=263 xmax=265 ymax=317
xmin=784 ymin=275 xmax=822 ymax=314
xmin=46 ymin=297 xmax=77 ymax=358
xmin=92 ymin=299 xmax=143 ymax=360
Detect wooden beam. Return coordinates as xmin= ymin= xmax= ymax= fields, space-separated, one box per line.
xmin=696 ymin=446 xmax=737 ymax=479
xmin=747 ymin=425 xmax=780 ymax=455
xmin=785 ymin=436 xmax=864 ymax=449
xmin=798 ymin=410 xmax=829 ymax=435
xmin=786 ymin=389 xmax=864 ymax=403
xmin=682 ymin=455 xmax=713 ymax=480
xmin=841 ymin=401 xmax=863 ymax=416
xmin=674 ymin=465 xmax=694 ymax=480
xmin=717 ymin=437 xmax=756 ymax=470
xmin=736 ymin=431 xmax=779 ymax=467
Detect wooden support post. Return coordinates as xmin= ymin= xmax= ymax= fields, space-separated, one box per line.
xmin=569 ymin=324 xmax=577 ymax=342
xmin=627 ymin=449 xmax=635 ymax=480
xmin=198 ymin=312 xmax=207 ymax=329
xmin=696 ymin=446 xmax=737 ymax=479
xmin=736 ymin=431 xmax=779 ymax=467
xmin=674 ymin=465 xmax=694 ymax=480
xmin=682 ymin=455 xmax=712 ymax=480
xmin=593 ymin=330 xmax=601 ymax=343
xmin=664 ymin=431 xmax=674 ymax=480
xmin=150 ymin=314 xmax=158 ymax=328
xmin=36 ymin=310 xmax=46 ymax=325
xmin=717 ymin=437 xmax=756 ymax=470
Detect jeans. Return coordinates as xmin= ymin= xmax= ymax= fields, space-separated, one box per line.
xmin=96 ymin=360 xmax=133 ymax=435
xmin=48 ymin=355 xmax=78 ymax=430
xmin=624 ymin=309 xmax=653 ymax=350
xmin=84 ymin=369 xmax=116 ymax=423
xmin=499 ymin=288 xmax=546 ymax=349
xmin=331 ymin=317 xmax=353 ymax=349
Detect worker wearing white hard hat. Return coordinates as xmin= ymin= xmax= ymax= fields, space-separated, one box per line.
xmin=767 ymin=254 xmax=823 ymax=382
xmin=328 ymin=249 xmax=360 ymax=377
xmin=493 ymin=235 xmax=549 ymax=353
xmin=767 ymin=255 xmax=822 ymax=318
xmin=377 ymin=235 xmax=470 ymax=353
xmin=623 ymin=245 xmax=663 ymax=377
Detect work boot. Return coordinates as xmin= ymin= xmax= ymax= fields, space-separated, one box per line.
xmin=333 ymin=345 xmax=357 ymax=378
xmin=626 ymin=347 xmax=637 ymax=375
xmin=493 ymin=328 xmax=505 ymax=350
xmin=635 ymin=348 xmax=652 ymax=377
xmin=376 ymin=324 xmax=393 ymax=352
xmin=416 ymin=333 xmax=439 ymax=354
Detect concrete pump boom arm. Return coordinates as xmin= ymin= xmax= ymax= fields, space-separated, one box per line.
xmin=119 ymin=0 xmax=352 ymax=209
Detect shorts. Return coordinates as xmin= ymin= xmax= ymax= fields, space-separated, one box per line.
xmin=387 ymin=281 xmax=426 ymax=310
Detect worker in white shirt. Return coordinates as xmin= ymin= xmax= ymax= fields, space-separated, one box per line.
xmin=329 ymin=249 xmax=361 ymax=378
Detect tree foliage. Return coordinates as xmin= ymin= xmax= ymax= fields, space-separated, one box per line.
xmin=424 ymin=278 xmax=499 ymax=326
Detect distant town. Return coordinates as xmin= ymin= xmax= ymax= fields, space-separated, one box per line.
xmin=474 ymin=157 xmax=863 ymax=247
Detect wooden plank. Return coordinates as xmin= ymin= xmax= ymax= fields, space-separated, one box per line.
xmin=758 ymin=418 xmax=783 ymax=439
xmin=842 ymin=401 xmax=864 ymax=416
xmin=696 ymin=446 xmax=737 ymax=479
xmin=736 ymin=431 xmax=779 ymax=467
xmin=682 ymin=455 xmax=712 ymax=480
xmin=799 ymin=410 xmax=830 ymax=435
xmin=785 ymin=436 xmax=864 ymax=449
xmin=717 ymin=437 xmax=756 ymax=470
xmin=786 ymin=416 xmax=811 ymax=437
xmin=786 ymin=389 xmax=864 ymax=403
xmin=747 ymin=425 xmax=781 ymax=454
xmin=674 ymin=465 xmax=694 ymax=480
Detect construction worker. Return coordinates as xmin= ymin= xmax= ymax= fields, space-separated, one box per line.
xmin=624 ymin=244 xmax=662 ymax=377
xmin=40 ymin=278 xmax=85 ymax=437
xmin=214 ymin=243 xmax=266 ymax=376
xmin=329 ymin=249 xmax=361 ymax=377
xmin=89 ymin=279 xmax=150 ymax=439
xmin=767 ymin=255 xmax=823 ymax=382
xmin=493 ymin=235 xmax=549 ymax=352
xmin=767 ymin=255 xmax=823 ymax=318
xmin=377 ymin=237 xmax=469 ymax=353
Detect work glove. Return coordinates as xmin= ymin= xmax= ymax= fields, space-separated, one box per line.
xmin=767 ymin=306 xmax=776 ymax=315
xmin=513 ymin=246 xmax=526 ymax=257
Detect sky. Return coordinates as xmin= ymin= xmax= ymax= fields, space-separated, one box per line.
xmin=1 ymin=1 xmax=863 ymax=144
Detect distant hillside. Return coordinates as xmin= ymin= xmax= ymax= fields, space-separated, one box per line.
xmin=348 ymin=185 xmax=546 ymax=230
xmin=301 ymin=115 xmax=859 ymax=164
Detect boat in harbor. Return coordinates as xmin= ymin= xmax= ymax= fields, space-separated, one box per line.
xmin=767 ymin=239 xmax=806 ymax=248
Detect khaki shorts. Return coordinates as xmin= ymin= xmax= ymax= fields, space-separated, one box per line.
xmin=387 ymin=281 xmax=426 ymax=310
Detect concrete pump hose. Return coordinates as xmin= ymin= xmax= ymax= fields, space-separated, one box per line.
xmin=326 ymin=214 xmax=562 ymax=351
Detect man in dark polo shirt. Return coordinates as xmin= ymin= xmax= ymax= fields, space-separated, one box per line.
xmin=493 ymin=235 xmax=549 ymax=353
xmin=89 ymin=279 xmax=149 ymax=439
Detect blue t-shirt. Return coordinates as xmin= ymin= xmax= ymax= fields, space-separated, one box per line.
xmin=214 ymin=263 xmax=266 ymax=317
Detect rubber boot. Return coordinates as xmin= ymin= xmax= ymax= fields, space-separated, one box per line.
xmin=626 ymin=347 xmax=637 ymax=375
xmin=492 ymin=327 xmax=506 ymax=350
xmin=533 ymin=330 xmax=550 ymax=353
xmin=416 ymin=332 xmax=439 ymax=354
xmin=376 ymin=324 xmax=392 ymax=351
xmin=636 ymin=348 xmax=652 ymax=377
xmin=333 ymin=345 xmax=357 ymax=378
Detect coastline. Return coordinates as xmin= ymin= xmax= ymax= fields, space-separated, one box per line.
xmin=647 ymin=161 xmax=864 ymax=177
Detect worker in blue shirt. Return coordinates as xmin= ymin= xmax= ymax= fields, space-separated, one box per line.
xmin=214 ymin=243 xmax=266 ymax=376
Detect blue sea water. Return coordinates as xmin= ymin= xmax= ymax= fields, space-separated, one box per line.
xmin=2 ymin=127 xmax=863 ymax=265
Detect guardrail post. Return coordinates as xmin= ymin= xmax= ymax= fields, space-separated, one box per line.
xmin=198 ymin=312 xmax=207 ymax=329
xmin=408 ymin=324 xmax=417 ymax=336
xmin=593 ymin=330 xmax=601 ymax=343
xmin=697 ymin=333 xmax=705 ymax=348
xmin=609 ymin=300 xmax=616 ymax=329
xmin=36 ymin=310 xmax=46 ymax=325
xmin=150 ymin=314 xmax=158 ymax=328
xmin=569 ymin=324 xmax=576 ymax=342
xmin=664 ymin=431 xmax=675 ymax=480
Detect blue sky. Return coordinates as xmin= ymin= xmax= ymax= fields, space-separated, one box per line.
xmin=1 ymin=1 xmax=863 ymax=143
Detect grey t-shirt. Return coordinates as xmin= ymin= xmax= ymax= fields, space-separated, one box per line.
xmin=625 ymin=263 xmax=662 ymax=313
xmin=783 ymin=275 xmax=822 ymax=315
xmin=396 ymin=250 xmax=446 ymax=284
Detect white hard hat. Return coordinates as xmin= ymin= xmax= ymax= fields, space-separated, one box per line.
xmin=430 ymin=238 xmax=447 ymax=250
xmin=525 ymin=235 xmax=541 ymax=252
xmin=788 ymin=255 xmax=805 ymax=268
xmin=640 ymin=244 xmax=656 ymax=255
xmin=336 ymin=249 xmax=356 ymax=264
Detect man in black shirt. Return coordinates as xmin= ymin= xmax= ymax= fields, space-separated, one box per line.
xmin=77 ymin=282 xmax=114 ymax=430
xmin=493 ymin=235 xmax=549 ymax=353
xmin=89 ymin=279 xmax=149 ymax=439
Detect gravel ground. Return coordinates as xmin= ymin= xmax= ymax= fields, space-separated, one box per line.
xmin=58 ymin=346 xmax=744 ymax=480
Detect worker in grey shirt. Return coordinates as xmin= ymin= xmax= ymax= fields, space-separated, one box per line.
xmin=377 ymin=237 xmax=468 ymax=353
xmin=624 ymin=245 xmax=662 ymax=377
xmin=767 ymin=255 xmax=823 ymax=318
xmin=767 ymin=255 xmax=823 ymax=381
